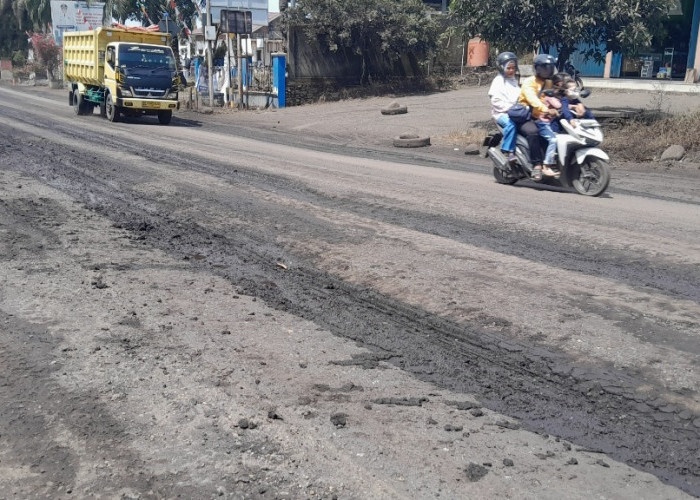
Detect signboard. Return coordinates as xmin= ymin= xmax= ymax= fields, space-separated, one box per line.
xmin=220 ymin=10 xmax=252 ymax=34
xmin=50 ymin=1 xmax=105 ymax=45
xmin=208 ymin=0 xmax=267 ymax=27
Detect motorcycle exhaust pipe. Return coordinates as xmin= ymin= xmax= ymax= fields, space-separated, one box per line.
xmin=487 ymin=147 xmax=510 ymax=172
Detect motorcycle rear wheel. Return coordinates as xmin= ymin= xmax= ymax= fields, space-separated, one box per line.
xmin=493 ymin=166 xmax=518 ymax=185
xmin=571 ymin=158 xmax=610 ymax=196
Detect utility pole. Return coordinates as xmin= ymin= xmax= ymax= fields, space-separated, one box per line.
xmin=237 ymin=34 xmax=243 ymax=108
xmin=206 ymin=0 xmax=214 ymax=107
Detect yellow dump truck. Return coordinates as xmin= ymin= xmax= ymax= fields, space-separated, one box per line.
xmin=63 ymin=27 xmax=180 ymax=124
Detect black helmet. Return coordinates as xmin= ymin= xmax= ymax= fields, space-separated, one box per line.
xmin=533 ymin=53 xmax=557 ymax=79
xmin=496 ymin=51 xmax=518 ymax=75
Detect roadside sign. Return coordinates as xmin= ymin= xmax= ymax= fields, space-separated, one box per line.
xmin=220 ymin=9 xmax=252 ymax=34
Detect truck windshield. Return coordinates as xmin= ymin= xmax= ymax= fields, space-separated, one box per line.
xmin=118 ymin=44 xmax=176 ymax=71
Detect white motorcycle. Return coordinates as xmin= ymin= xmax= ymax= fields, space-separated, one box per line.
xmin=485 ymin=91 xmax=611 ymax=197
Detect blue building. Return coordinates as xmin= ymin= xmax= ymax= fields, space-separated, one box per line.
xmin=568 ymin=0 xmax=700 ymax=82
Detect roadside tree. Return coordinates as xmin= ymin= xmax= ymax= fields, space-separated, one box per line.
xmin=448 ymin=0 xmax=676 ymax=69
xmin=0 ymin=0 xmax=195 ymax=56
xmin=29 ymin=32 xmax=60 ymax=80
xmin=284 ymin=0 xmax=439 ymax=84
xmin=0 ymin=1 xmax=28 ymax=57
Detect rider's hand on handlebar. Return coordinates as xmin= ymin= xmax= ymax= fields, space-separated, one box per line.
xmin=546 ymin=108 xmax=559 ymax=117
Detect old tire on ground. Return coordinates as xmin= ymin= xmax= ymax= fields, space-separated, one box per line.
xmin=381 ymin=105 xmax=408 ymax=115
xmin=571 ymin=158 xmax=610 ymax=196
xmin=393 ymin=134 xmax=430 ymax=148
xmin=493 ymin=166 xmax=518 ymax=185
xmin=105 ymin=92 xmax=119 ymax=122
xmin=157 ymin=110 xmax=172 ymax=125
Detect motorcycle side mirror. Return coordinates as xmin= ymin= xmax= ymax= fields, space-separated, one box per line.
xmin=580 ymin=89 xmax=591 ymax=98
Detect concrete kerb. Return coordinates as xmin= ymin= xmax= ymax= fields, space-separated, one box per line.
xmin=583 ymin=77 xmax=700 ymax=94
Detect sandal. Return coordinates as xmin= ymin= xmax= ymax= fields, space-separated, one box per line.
xmin=542 ymin=165 xmax=557 ymax=177
xmin=531 ymin=166 xmax=543 ymax=181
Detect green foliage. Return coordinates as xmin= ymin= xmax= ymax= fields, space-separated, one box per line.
xmin=0 ymin=2 xmax=29 ymax=57
xmin=0 ymin=0 xmax=196 ymax=56
xmin=11 ymin=49 xmax=26 ymax=66
xmin=284 ymin=0 xmax=439 ymax=83
xmin=448 ymin=0 xmax=675 ymax=67
xmin=10 ymin=0 xmax=52 ymax=30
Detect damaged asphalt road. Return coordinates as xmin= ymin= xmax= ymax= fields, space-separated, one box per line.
xmin=0 ymin=84 xmax=699 ymax=498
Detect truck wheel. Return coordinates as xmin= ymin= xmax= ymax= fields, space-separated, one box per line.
xmin=157 ymin=110 xmax=172 ymax=125
xmin=99 ymin=101 xmax=106 ymax=117
xmin=105 ymin=92 xmax=119 ymax=122
xmin=73 ymin=91 xmax=89 ymax=115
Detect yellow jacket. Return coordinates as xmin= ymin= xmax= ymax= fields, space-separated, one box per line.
xmin=518 ymin=76 xmax=552 ymax=119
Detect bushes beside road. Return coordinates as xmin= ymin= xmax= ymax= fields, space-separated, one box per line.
xmin=605 ymin=111 xmax=700 ymax=163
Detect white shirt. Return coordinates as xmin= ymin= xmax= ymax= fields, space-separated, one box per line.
xmin=488 ymin=74 xmax=521 ymax=119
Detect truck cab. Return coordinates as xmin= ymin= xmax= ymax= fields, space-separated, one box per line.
xmin=104 ymin=42 xmax=180 ymax=123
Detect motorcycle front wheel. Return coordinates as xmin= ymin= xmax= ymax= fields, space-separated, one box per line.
xmin=571 ymin=158 xmax=610 ymax=196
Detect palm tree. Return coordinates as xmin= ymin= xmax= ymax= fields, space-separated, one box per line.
xmin=11 ymin=0 xmax=51 ymax=30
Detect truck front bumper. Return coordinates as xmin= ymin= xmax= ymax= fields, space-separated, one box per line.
xmin=117 ymin=98 xmax=179 ymax=111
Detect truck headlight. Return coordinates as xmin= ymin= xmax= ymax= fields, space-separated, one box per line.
xmin=167 ymin=92 xmax=178 ymax=100
xmin=120 ymin=88 xmax=133 ymax=97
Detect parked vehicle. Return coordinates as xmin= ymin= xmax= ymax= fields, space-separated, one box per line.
xmin=484 ymin=91 xmax=611 ymax=197
xmin=564 ymin=61 xmax=584 ymax=90
xmin=63 ymin=27 xmax=180 ymax=124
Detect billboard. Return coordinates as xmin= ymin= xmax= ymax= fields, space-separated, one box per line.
xmin=220 ymin=10 xmax=252 ymax=34
xmin=208 ymin=0 xmax=267 ymax=27
xmin=50 ymin=1 xmax=105 ymax=45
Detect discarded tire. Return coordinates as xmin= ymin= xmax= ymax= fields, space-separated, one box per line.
xmin=393 ymin=134 xmax=430 ymax=148
xmin=381 ymin=105 xmax=408 ymax=115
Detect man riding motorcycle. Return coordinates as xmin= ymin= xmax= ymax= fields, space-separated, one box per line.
xmin=517 ymin=54 xmax=559 ymax=180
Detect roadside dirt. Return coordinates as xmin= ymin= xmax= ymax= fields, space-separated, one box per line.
xmin=1 ymin=82 xmax=698 ymax=499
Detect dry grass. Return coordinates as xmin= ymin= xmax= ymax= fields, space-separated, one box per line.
xmin=605 ymin=111 xmax=700 ymax=162
xmin=436 ymin=128 xmax=488 ymax=147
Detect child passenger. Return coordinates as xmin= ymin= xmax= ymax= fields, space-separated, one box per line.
xmin=551 ymin=74 xmax=595 ymax=130
xmin=536 ymin=87 xmax=562 ymax=177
